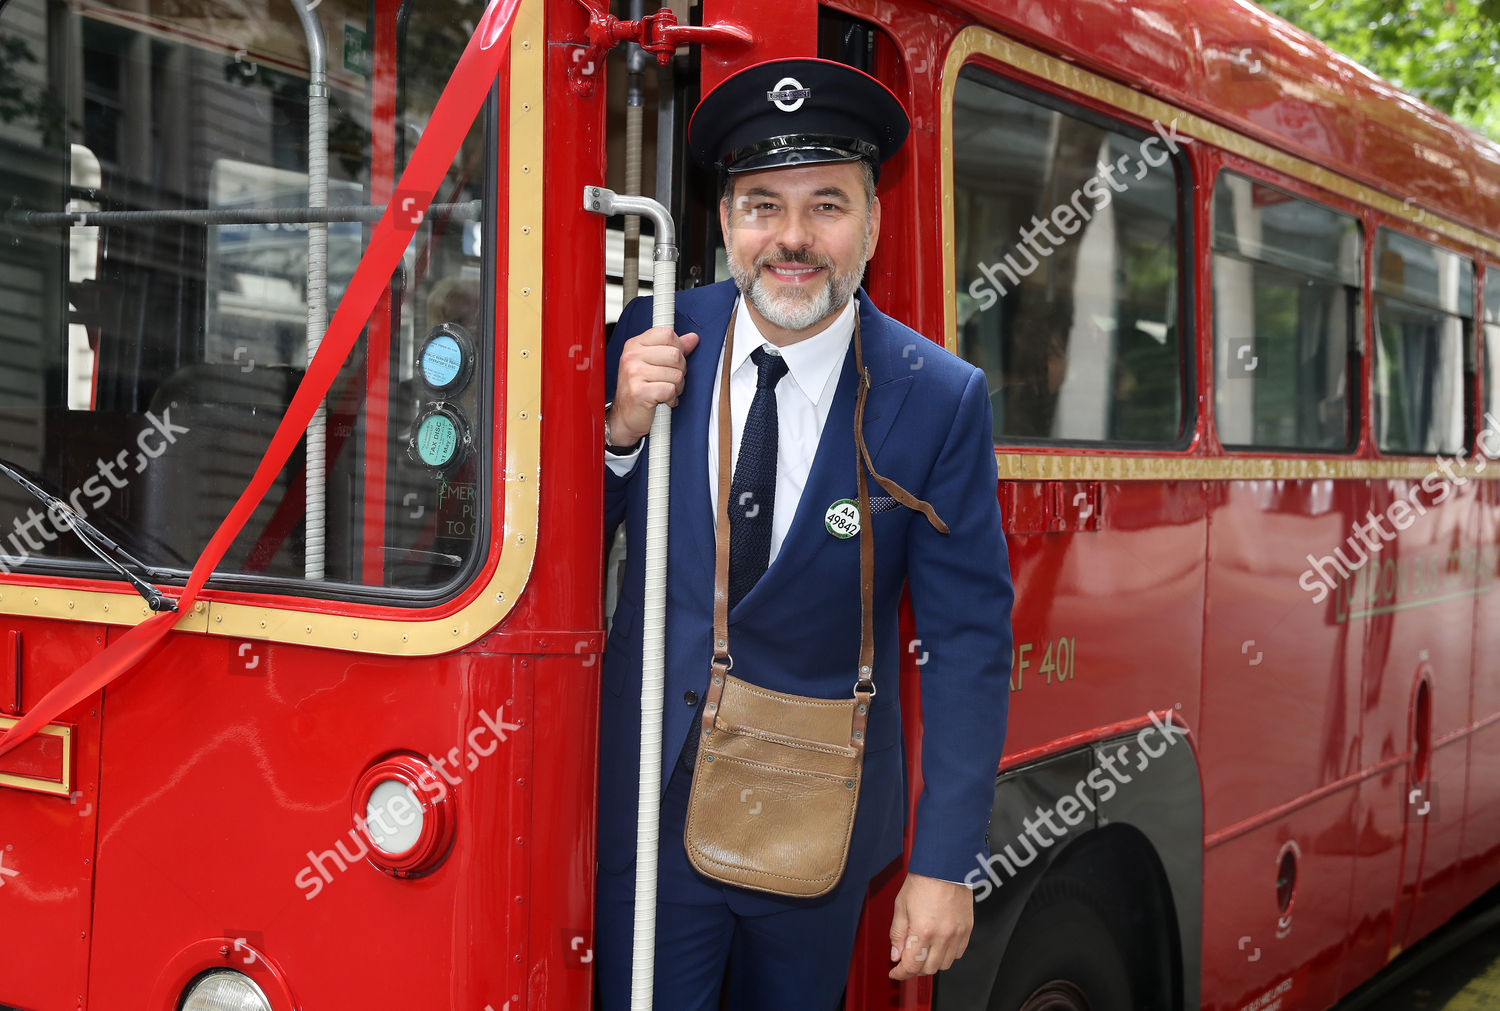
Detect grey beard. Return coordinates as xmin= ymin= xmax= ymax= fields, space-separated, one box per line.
xmin=730 ymin=257 xmax=864 ymax=333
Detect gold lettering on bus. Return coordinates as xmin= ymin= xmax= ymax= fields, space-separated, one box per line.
xmin=1009 ymin=635 xmax=1077 ymax=691
xmin=1333 ymin=545 xmax=1499 ymax=622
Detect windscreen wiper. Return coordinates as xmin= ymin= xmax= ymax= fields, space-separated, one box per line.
xmin=0 ymin=458 xmax=178 ymax=613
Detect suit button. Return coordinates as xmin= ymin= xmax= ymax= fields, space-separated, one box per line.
xmin=684 ymin=690 xmax=699 ymax=706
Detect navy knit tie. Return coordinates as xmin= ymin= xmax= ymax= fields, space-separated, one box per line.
xmin=728 ymin=345 xmax=789 ymax=609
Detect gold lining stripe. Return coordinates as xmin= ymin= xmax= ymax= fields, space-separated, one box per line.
xmin=939 ymin=26 xmax=1500 ymax=354
xmin=0 ymin=716 xmax=72 ymax=797
xmin=995 ymin=451 xmax=1500 ymax=482
xmin=0 ymin=0 xmax=545 ymax=655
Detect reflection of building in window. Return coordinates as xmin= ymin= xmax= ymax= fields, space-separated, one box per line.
xmin=206 ymin=160 xmax=364 ymax=368
xmin=1484 ymin=271 xmax=1500 ymax=424
xmin=951 ymin=67 xmax=1183 ymax=445
xmin=0 ymin=0 xmax=492 ymax=592
xmin=67 ymin=144 xmax=103 ymax=410
xmin=1372 ymin=229 xmax=1473 ymax=456
xmin=1211 ymin=173 xmax=1361 ymax=452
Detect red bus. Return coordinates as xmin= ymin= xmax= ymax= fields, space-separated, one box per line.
xmin=1 ymin=0 xmax=1498 ymax=1008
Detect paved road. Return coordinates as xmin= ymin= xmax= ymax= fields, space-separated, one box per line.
xmin=1339 ymin=890 xmax=1500 ymax=1011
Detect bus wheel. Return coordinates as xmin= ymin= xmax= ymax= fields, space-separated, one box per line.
xmin=985 ymin=877 xmax=1134 ymax=1011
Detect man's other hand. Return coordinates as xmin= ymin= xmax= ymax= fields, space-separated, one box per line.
xmin=609 ymin=326 xmax=700 ymax=447
xmin=888 ymin=872 xmax=974 ymax=980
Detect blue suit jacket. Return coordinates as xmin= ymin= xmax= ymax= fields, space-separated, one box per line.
xmin=600 ymin=280 xmax=1013 ymax=902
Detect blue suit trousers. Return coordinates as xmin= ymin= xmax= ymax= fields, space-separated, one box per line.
xmin=595 ymin=742 xmax=871 ymax=1011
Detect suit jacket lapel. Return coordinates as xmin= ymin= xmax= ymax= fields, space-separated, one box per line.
xmin=732 ymin=294 xmax=914 ymax=616
xmin=667 ymin=285 xmax=736 ymax=580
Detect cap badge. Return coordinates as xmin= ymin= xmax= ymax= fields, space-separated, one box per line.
xmin=767 ymin=77 xmax=811 ymax=113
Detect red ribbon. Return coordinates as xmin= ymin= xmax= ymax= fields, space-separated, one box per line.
xmin=0 ymin=0 xmax=522 ymax=761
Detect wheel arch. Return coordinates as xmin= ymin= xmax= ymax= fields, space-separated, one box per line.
xmin=935 ymin=714 xmax=1203 ymax=1011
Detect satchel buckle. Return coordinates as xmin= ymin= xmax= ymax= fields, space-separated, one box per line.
xmin=854 ymin=679 xmax=876 ymax=699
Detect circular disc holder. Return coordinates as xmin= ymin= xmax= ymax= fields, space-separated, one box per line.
xmin=416 ymin=322 xmax=477 ymax=396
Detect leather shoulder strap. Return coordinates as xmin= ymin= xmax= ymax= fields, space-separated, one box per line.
xmin=707 ymin=313 xmax=876 ymax=702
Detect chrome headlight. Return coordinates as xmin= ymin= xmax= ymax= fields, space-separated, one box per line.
xmin=180 ymin=969 xmax=272 ymax=1011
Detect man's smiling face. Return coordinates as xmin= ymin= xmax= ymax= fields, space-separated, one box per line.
xmin=719 ymin=160 xmax=881 ymax=345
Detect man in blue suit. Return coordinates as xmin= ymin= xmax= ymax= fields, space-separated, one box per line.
xmin=597 ymin=58 xmax=1013 ymax=1009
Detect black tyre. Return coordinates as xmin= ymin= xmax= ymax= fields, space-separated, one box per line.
xmin=986 ymin=876 xmax=1134 ymax=1011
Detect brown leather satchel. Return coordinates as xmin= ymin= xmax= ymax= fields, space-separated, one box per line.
xmin=683 ymin=311 xmax=946 ymax=897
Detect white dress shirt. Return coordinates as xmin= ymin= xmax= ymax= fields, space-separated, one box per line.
xmin=606 ymin=295 xmax=857 ymax=562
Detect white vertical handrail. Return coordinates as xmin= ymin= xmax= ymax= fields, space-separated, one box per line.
xmin=585 ymin=185 xmax=676 ymax=1011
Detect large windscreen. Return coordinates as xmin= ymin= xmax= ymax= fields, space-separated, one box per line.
xmin=0 ymin=0 xmax=494 ymax=600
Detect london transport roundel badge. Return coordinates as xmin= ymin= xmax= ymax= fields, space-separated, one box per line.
xmin=824 ymin=498 xmax=860 ymax=538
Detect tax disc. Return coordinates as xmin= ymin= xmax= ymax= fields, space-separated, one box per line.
xmin=408 ymin=403 xmax=473 ymax=476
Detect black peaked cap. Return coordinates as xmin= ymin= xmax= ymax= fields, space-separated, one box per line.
xmin=688 ymin=58 xmax=909 ymax=181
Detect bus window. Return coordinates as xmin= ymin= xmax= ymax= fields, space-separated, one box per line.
xmin=951 ymin=66 xmax=1186 ymax=445
xmin=0 ymin=0 xmax=492 ymax=600
xmin=1211 ymin=172 xmax=1360 ymax=451
xmin=1373 ymin=229 xmax=1473 ymax=456
xmin=1484 ymin=269 xmax=1500 ymax=429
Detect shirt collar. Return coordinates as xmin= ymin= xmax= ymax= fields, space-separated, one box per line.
xmin=729 ymin=295 xmax=857 ymax=400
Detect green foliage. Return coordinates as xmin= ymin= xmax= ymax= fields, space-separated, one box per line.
xmin=1259 ymin=0 xmax=1500 ymax=141
xmin=0 ymin=36 xmax=52 ymax=138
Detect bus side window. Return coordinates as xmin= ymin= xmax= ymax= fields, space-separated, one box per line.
xmin=1373 ymin=229 xmax=1474 ymax=456
xmin=1483 ymin=268 xmax=1500 ymax=432
xmin=1210 ymin=172 xmax=1361 ymax=452
xmin=950 ymin=65 xmax=1187 ymax=446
